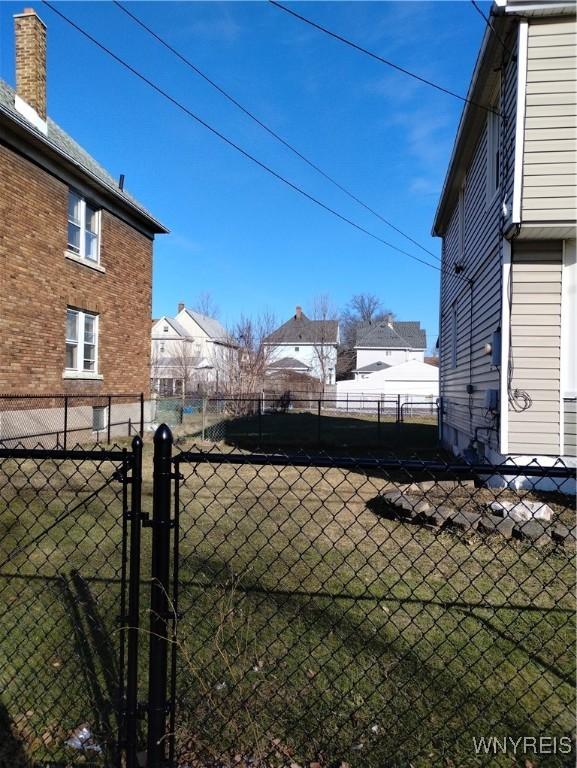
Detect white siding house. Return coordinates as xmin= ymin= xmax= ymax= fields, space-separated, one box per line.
xmin=151 ymin=304 xmax=235 ymax=394
xmin=336 ymin=360 xmax=439 ymax=405
xmin=354 ymin=319 xmax=427 ymax=372
xmin=433 ymin=0 xmax=576 ymax=474
xmin=263 ymin=306 xmax=339 ymax=386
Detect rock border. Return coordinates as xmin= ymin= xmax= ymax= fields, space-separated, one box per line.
xmin=380 ymin=486 xmax=575 ymax=548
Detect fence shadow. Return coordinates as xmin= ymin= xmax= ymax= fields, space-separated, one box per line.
xmin=223 ymin=411 xmax=440 ymax=454
xmin=57 ymin=571 xmax=120 ymax=765
xmin=0 ymin=701 xmax=29 ymax=768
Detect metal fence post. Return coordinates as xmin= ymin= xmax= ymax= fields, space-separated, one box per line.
xmin=107 ymin=395 xmax=112 ymax=444
xmin=202 ymin=398 xmax=206 ymax=441
xmin=396 ymin=394 xmax=401 ymax=425
xmin=257 ymin=399 xmax=262 ymax=446
xmin=63 ymin=395 xmax=68 ymax=450
xmin=147 ymin=424 xmax=173 ymax=768
xmin=125 ymin=435 xmax=143 ymax=768
xmin=317 ymin=399 xmax=321 ymax=446
xmin=140 ymin=392 xmax=145 ymax=436
xmin=377 ymin=400 xmax=381 ymax=442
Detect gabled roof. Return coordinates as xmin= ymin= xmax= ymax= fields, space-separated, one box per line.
xmin=0 ymin=79 xmax=168 ymax=235
xmin=353 ymin=361 xmax=392 ymax=373
xmin=152 ymin=317 xmax=192 ymax=338
xmin=181 ymin=309 xmax=230 ymax=342
xmin=268 ymin=357 xmax=311 ymax=371
xmin=264 ymin=311 xmax=339 ymax=345
xmin=356 ymin=321 xmax=426 ymax=350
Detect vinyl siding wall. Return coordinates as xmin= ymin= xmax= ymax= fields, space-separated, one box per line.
xmin=522 ymin=17 xmax=576 ymax=222
xmin=439 ymin=38 xmax=518 ymax=452
xmin=508 ymin=240 xmax=562 ymax=455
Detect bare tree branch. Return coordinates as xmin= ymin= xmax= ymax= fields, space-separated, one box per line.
xmin=192 ymin=291 xmax=219 ymax=319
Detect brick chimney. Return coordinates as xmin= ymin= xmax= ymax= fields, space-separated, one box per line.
xmin=177 ymin=302 xmax=185 ymax=313
xmin=295 ymin=305 xmax=302 ymax=320
xmin=14 ymin=8 xmax=47 ymax=124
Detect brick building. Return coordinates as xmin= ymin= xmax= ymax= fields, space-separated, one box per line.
xmin=0 ymin=9 xmax=167 ymax=441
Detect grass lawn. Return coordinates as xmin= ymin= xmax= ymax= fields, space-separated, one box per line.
xmin=0 ymin=444 xmax=575 ymax=767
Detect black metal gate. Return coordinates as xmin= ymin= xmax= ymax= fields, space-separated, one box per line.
xmin=0 ymin=438 xmax=142 ymax=768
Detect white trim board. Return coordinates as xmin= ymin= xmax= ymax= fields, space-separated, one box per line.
xmin=512 ymin=20 xmax=528 ymax=224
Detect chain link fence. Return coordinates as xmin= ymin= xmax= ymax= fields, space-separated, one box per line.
xmin=167 ymin=443 xmax=576 ymax=768
xmin=0 ymin=393 xmax=144 ymax=449
xmin=1 ymin=428 xmax=574 ymax=768
xmin=151 ymin=395 xmax=439 ymax=451
xmin=0 ymin=443 xmax=136 ymax=767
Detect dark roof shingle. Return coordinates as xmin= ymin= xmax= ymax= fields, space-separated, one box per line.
xmin=264 ymin=312 xmax=339 ymax=345
xmin=355 ymin=320 xmax=426 ymax=350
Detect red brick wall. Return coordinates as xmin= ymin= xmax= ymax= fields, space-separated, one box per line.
xmin=0 ymin=142 xmax=153 ymax=396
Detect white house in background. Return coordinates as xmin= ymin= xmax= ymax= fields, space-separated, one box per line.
xmin=336 ymin=360 xmax=439 ymax=407
xmin=151 ymin=303 xmax=235 ymax=395
xmin=263 ymin=306 xmax=339 ymax=386
xmin=432 ymin=0 xmax=576 ymax=475
xmin=355 ymin=319 xmax=427 ymax=370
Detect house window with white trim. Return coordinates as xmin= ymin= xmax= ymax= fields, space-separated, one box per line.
xmin=66 ymin=308 xmax=98 ymax=373
xmin=67 ymin=190 xmax=100 ymax=263
xmin=487 ymin=90 xmax=501 ymax=199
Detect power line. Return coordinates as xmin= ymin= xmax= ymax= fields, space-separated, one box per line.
xmin=470 ymin=0 xmax=516 ymax=61
xmin=269 ymin=0 xmax=500 ymax=117
xmin=41 ymin=1 xmax=441 ymax=274
xmin=112 ymin=0 xmax=439 ymax=262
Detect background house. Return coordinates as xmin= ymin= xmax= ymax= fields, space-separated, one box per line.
xmin=336 ymin=360 xmax=439 ymax=408
xmin=0 ymin=8 xmax=166 ymax=441
xmin=433 ymin=0 xmax=576 ymax=469
xmin=354 ymin=319 xmax=427 ymax=370
xmin=263 ymin=306 xmax=339 ymax=387
xmin=151 ymin=304 xmax=235 ymax=394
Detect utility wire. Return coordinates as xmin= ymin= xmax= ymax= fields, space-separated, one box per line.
xmin=113 ymin=0 xmax=439 ymax=262
xmin=470 ymin=0 xmax=516 ymax=61
xmin=42 ymin=0 xmax=442 ymax=273
xmin=269 ymin=0 xmax=500 ymax=117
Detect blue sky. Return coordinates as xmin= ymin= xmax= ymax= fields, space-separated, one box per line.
xmin=0 ymin=1 xmax=489 ymax=350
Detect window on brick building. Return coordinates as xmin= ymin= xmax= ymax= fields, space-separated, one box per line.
xmin=66 ymin=308 xmax=98 ymax=373
xmin=67 ymin=190 xmax=100 ymax=263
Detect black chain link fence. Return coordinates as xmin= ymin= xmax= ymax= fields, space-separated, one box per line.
xmin=151 ymin=395 xmax=439 ymax=451
xmin=169 ymin=446 xmax=576 ymax=768
xmin=0 ymin=429 xmax=575 ymax=768
xmin=0 ymin=443 xmax=137 ymax=768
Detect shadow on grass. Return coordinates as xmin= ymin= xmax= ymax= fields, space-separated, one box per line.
xmin=174 ymin=553 xmax=575 ymax=767
xmin=222 ymin=411 xmax=441 ymax=456
xmin=57 ymin=572 xmax=120 ymax=766
xmin=0 ymin=701 xmax=28 ymax=768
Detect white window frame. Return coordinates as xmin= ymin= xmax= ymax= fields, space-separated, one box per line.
xmin=67 ymin=189 xmax=101 ymax=264
xmin=65 ymin=308 xmax=99 ymax=375
xmin=486 ymin=84 xmax=501 ymax=203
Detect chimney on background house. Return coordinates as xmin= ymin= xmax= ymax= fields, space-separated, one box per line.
xmin=295 ymin=306 xmax=302 ymax=320
xmin=177 ymin=302 xmax=185 ymax=313
xmin=14 ymin=8 xmax=47 ymax=122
